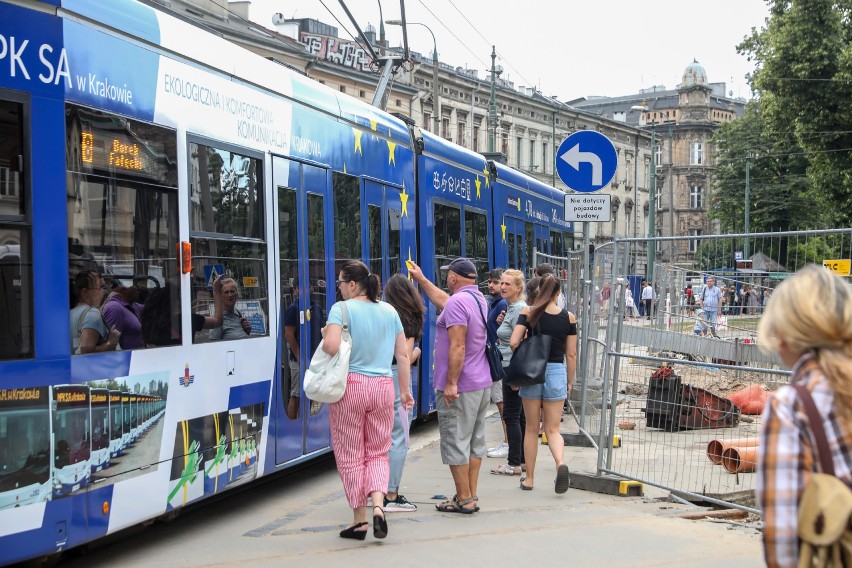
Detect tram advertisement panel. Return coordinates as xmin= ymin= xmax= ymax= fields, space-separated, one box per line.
xmin=0 ymin=387 xmax=51 ymax=510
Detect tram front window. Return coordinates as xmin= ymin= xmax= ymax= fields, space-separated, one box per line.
xmin=91 ymin=406 xmax=109 ymax=452
xmin=54 ymin=407 xmax=90 ymax=469
xmin=0 ymin=409 xmax=50 ymax=492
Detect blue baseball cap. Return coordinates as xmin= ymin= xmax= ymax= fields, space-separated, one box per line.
xmin=440 ymin=257 xmax=477 ymax=279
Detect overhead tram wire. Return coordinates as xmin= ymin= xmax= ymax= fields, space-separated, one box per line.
xmin=434 ymin=0 xmax=538 ymax=90
xmin=318 ymin=0 xmax=379 ymax=63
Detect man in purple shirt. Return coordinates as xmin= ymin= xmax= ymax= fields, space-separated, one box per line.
xmin=102 ymin=277 xmax=145 ymax=350
xmin=408 ymin=257 xmax=490 ymax=514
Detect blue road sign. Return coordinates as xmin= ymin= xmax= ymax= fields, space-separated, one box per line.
xmin=556 ymin=131 xmax=618 ymax=193
xmin=204 ymin=264 xmax=225 ymax=290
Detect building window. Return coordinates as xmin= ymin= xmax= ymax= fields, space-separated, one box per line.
xmin=442 ymin=117 xmax=450 ymax=139
xmin=689 ymin=229 xmax=702 ymax=253
xmin=516 ymin=137 xmax=522 ymax=169
xmin=473 ymin=126 xmax=479 ymax=152
xmin=359 ymin=89 xmax=365 ymax=98
xmin=542 ymin=142 xmax=548 ymax=174
xmin=655 ymin=143 xmax=662 ymax=167
xmin=690 ymin=142 xmax=703 ymax=165
xmin=529 ymin=140 xmax=535 ymax=171
xmin=457 ymin=122 xmax=466 ymax=147
xmin=690 ymin=185 xmax=703 ymax=209
xmin=501 ymin=132 xmax=509 ymax=156
xmin=339 ymin=85 xmax=346 ymax=94
xmin=655 ymin=184 xmax=662 ymax=211
xmin=424 ymin=113 xmax=432 ymax=131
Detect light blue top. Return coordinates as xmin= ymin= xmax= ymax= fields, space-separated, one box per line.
xmin=328 ymin=299 xmax=403 ymax=377
xmin=701 ymin=285 xmax=723 ymax=311
xmin=496 ymin=299 xmax=527 ymax=362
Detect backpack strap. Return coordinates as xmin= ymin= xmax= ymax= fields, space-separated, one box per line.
xmin=464 ymin=290 xmax=495 ymax=342
xmin=794 ymin=383 xmax=836 ymax=476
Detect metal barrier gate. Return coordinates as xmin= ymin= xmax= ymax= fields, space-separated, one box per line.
xmin=551 ymin=228 xmax=852 ymax=512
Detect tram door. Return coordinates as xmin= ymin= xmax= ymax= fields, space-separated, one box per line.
xmin=273 ymin=157 xmax=332 ymax=464
xmin=504 ymin=217 xmax=526 ymax=273
xmin=363 ymin=180 xmax=404 ymax=284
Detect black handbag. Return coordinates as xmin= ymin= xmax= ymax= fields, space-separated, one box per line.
xmin=464 ymin=291 xmax=506 ymax=382
xmin=505 ymin=321 xmax=551 ymax=387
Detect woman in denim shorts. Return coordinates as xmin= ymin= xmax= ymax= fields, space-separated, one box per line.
xmin=509 ymin=274 xmax=577 ymax=493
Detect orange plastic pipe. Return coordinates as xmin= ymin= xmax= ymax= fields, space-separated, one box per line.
xmin=721 ymin=445 xmax=758 ymax=473
xmin=706 ymin=438 xmax=759 ymax=465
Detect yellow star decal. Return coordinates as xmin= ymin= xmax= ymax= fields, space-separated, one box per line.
xmin=370 ymin=119 xmax=378 ymax=132
xmin=400 ymin=183 xmax=409 ymax=217
xmin=353 ymin=128 xmax=363 ymax=156
xmin=482 ymin=164 xmax=490 ymax=188
xmin=475 ymin=177 xmax=482 ymax=199
xmin=517 ymin=198 xmax=522 ymax=212
xmin=343 ymin=163 xmax=347 ymax=174
xmin=501 ymin=218 xmax=507 ymax=242
xmin=387 ymin=141 xmax=397 ymax=166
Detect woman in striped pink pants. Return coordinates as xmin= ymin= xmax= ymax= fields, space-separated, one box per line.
xmin=322 ymin=260 xmax=413 ymax=541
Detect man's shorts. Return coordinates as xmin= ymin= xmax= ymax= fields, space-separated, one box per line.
xmin=704 ymin=310 xmax=719 ymax=328
xmin=436 ymin=387 xmax=490 ymax=466
xmin=288 ymin=360 xmax=300 ymax=397
xmin=490 ymin=379 xmax=503 ymax=404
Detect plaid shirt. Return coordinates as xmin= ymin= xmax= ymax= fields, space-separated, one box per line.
xmin=756 ymin=351 xmax=852 ymax=567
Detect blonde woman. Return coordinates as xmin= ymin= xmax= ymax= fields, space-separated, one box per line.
xmin=70 ymin=270 xmax=121 ymax=354
xmin=491 ymin=269 xmax=527 ymax=476
xmin=510 ymin=274 xmax=577 ymax=492
xmin=756 ymin=265 xmax=852 ymax=567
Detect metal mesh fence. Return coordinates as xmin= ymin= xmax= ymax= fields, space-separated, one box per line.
xmin=557 ymin=228 xmax=852 ymax=512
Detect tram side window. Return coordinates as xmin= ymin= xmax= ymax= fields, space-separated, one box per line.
xmin=0 ymin=97 xmax=33 ymax=360
xmin=65 ymin=104 xmax=179 ymax=352
xmin=525 ymin=222 xmax=534 ymax=278
xmin=388 ymin=207 xmax=401 ymax=277
xmin=464 ymin=209 xmax=489 ymax=294
xmin=333 ymin=172 xmax=361 ymax=288
xmin=433 ymin=203 xmax=461 ymax=290
xmin=188 ymin=140 xmax=267 ymax=342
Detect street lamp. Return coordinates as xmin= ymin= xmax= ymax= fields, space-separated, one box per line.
xmin=386 ymin=19 xmax=439 ymax=134
xmin=629 ymin=105 xmax=645 ymax=274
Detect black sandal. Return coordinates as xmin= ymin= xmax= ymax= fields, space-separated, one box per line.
xmin=339 ymin=521 xmax=368 ymax=540
xmin=435 ymin=494 xmax=477 ymax=514
xmin=373 ymin=506 xmax=388 ymax=539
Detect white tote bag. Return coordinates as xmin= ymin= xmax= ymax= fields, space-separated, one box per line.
xmin=304 ymin=301 xmax=351 ymax=403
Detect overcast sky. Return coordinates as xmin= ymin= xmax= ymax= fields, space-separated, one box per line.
xmin=245 ymin=0 xmax=769 ymax=101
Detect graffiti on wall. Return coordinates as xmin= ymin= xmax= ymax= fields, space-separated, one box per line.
xmin=301 ymin=34 xmax=372 ymax=72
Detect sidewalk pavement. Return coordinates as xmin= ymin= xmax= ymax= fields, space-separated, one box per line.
xmin=61 ymin=406 xmax=764 ymax=568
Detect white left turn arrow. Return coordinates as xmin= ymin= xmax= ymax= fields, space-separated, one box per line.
xmin=561 ymin=143 xmax=602 ymax=186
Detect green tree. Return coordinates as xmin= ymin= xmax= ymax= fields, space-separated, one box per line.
xmin=710 ymin=103 xmax=823 ymax=232
xmin=738 ymin=0 xmax=852 ymax=225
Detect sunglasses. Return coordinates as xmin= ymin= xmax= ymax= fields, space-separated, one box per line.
xmin=336 ymin=279 xmax=351 ymax=287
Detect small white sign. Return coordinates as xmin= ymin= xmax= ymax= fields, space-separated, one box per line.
xmin=564 ymin=194 xmax=611 ymax=222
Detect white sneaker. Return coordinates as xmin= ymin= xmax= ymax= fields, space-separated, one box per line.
xmin=486 ymin=441 xmax=508 ymax=458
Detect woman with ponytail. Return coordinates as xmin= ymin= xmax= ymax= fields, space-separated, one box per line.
xmin=509 ymin=274 xmax=577 ymax=493
xmin=322 ymin=260 xmax=413 ymax=541
xmin=756 ymin=265 xmax=852 ymax=567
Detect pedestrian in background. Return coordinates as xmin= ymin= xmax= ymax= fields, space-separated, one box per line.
xmin=382 ymin=274 xmax=425 ymax=512
xmin=756 ymin=265 xmax=852 ymax=566
xmin=491 ymin=269 xmax=527 ymax=476
xmin=70 ymin=270 xmax=121 ymax=354
xmin=408 ymin=258 xmax=491 ymax=514
xmin=102 ymin=277 xmax=145 ymax=350
xmin=485 ymin=268 xmax=509 ymax=459
xmin=210 ymin=278 xmax=252 ymax=340
xmin=641 ymin=280 xmax=655 ymax=320
xmin=323 ymin=260 xmax=412 ymax=541
xmin=510 ymin=274 xmax=577 ymax=493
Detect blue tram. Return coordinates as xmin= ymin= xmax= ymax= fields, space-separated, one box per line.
xmin=0 ymin=0 xmax=571 ymax=564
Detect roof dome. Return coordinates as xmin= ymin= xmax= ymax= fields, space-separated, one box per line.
xmin=680 ymin=59 xmax=707 ymax=88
